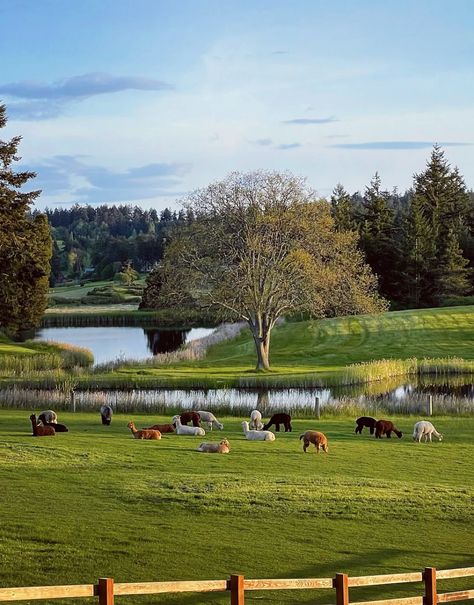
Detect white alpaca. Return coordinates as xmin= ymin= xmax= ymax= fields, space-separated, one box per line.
xmin=241 ymin=421 xmax=275 ymax=441
xmin=173 ymin=416 xmax=206 ymax=436
xmin=38 ymin=410 xmax=57 ymax=425
xmin=413 ymin=421 xmax=443 ymax=442
xmin=196 ymin=411 xmax=224 ymax=431
xmin=249 ymin=410 xmax=263 ymax=430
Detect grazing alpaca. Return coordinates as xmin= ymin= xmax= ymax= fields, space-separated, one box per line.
xmin=413 ymin=421 xmax=443 ymax=443
xmin=41 ymin=421 xmax=69 ymax=432
xmin=100 ymin=404 xmax=113 ymax=426
xmin=375 ymin=420 xmax=403 ymax=439
xmin=197 ymin=439 xmax=230 ymax=453
xmin=145 ymin=423 xmax=175 ymax=434
xmin=38 ymin=410 xmax=57 ymax=425
xmin=355 ymin=416 xmax=377 ymax=435
xmin=241 ymin=421 xmax=275 ymax=441
xmin=196 ymin=410 xmax=224 ymax=431
xmin=173 ymin=416 xmax=206 ymax=436
xmin=30 ymin=414 xmax=55 ymax=437
xmin=263 ymin=412 xmax=292 ymax=432
xmin=177 ymin=411 xmax=201 ymax=427
xmin=127 ymin=422 xmax=161 ymax=440
xmin=249 ymin=410 xmax=263 ymax=430
xmin=300 ymin=431 xmax=328 ymax=453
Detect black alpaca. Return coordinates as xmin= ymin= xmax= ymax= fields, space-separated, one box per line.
xmin=355 ymin=416 xmax=377 ymax=435
xmin=262 ymin=413 xmax=292 ymax=432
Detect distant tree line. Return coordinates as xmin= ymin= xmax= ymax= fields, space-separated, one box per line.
xmin=330 ymin=146 xmax=473 ymax=308
xmin=45 ymin=205 xmax=194 ymax=284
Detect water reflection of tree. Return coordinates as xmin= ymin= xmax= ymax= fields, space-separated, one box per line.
xmin=144 ymin=329 xmax=188 ymax=354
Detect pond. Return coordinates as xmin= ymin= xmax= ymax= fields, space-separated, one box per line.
xmin=32 ymin=326 xmax=215 ymax=365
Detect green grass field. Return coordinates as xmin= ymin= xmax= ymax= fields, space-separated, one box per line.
xmin=0 ymin=411 xmax=472 ymax=604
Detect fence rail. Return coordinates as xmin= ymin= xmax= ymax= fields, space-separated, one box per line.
xmin=0 ymin=566 xmax=472 ymax=604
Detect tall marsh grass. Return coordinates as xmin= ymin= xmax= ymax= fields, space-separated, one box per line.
xmin=0 ymin=341 xmax=93 ymax=376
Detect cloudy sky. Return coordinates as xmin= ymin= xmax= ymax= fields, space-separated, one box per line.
xmin=1 ymin=0 xmax=473 ymax=210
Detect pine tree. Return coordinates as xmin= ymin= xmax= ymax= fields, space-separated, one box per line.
xmin=330 ymin=183 xmax=357 ymax=231
xmin=436 ymin=228 xmax=472 ymax=300
xmin=0 ymin=104 xmax=52 ymax=335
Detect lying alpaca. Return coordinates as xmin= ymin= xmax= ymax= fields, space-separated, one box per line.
xmin=145 ymin=423 xmax=175 ymax=434
xmin=241 ymin=421 xmax=275 ymax=441
xmin=38 ymin=410 xmax=57 ymax=425
xmin=249 ymin=410 xmax=263 ymax=430
xmin=41 ymin=421 xmax=68 ymax=432
xmin=30 ymin=414 xmax=55 ymax=437
xmin=127 ymin=422 xmax=161 ymax=440
xmin=263 ymin=412 xmax=292 ymax=432
xmin=177 ymin=411 xmax=201 ymax=427
xmin=196 ymin=410 xmax=224 ymax=431
xmin=197 ymin=439 xmax=230 ymax=453
xmin=375 ymin=419 xmax=403 ymax=439
xmin=100 ymin=404 xmax=113 ymax=426
xmin=173 ymin=416 xmax=205 ymax=436
xmin=300 ymin=430 xmax=328 ymax=453
xmin=355 ymin=416 xmax=377 ymax=435
xmin=413 ymin=421 xmax=443 ymax=442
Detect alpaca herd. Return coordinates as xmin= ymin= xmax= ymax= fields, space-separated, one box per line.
xmin=25 ymin=407 xmax=444 ymax=455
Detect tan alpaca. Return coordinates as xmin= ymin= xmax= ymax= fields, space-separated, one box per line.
xmin=299 ymin=430 xmax=328 ymax=453
xmin=127 ymin=422 xmax=161 ymax=440
xmin=196 ymin=439 xmax=230 ymax=453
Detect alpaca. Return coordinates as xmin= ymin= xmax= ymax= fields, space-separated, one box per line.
xmin=241 ymin=421 xmax=275 ymax=441
xmin=299 ymin=431 xmax=328 ymax=453
xmin=145 ymin=423 xmax=175 ymax=434
xmin=197 ymin=439 xmax=230 ymax=453
xmin=196 ymin=410 xmax=224 ymax=431
xmin=249 ymin=410 xmax=263 ymax=430
xmin=100 ymin=404 xmax=113 ymax=426
xmin=375 ymin=420 xmax=403 ymax=439
xmin=263 ymin=412 xmax=292 ymax=432
xmin=30 ymin=414 xmax=55 ymax=437
xmin=127 ymin=422 xmax=161 ymax=440
xmin=355 ymin=416 xmax=377 ymax=435
xmin=173 ymin=416 xmax=206 ymax=436
xmin=41 ymin=421 xmax=69 ymax=432
xmin=177 ymin=411 xmax=201 ymax=427
xmin=413 ymin=421 xmax=443 ymax=442
xmin=38 ymin=410 xmax=57 ymax=425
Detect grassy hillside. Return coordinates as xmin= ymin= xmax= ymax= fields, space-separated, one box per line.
xmin=0 ymin=411 xmax=472 ymax=603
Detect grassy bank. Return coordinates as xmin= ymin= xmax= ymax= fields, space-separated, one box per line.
xmin=0 ymin=411 xmax=472 ymax=603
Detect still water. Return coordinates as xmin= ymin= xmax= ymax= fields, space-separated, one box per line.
xmin=33 ymin=326 xmax=214 ymax=364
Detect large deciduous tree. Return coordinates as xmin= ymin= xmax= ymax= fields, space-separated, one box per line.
xmin=145 ymin=171 xmax=387 ymax=370
xmin=0 ymin=103 xmax=52 ymax=335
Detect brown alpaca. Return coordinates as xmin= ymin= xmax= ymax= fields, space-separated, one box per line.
xmin=145 ymin=423 xmax=175 ymax=434
xmin=263 ymin=413 xmax=292 ymax=432
xmin=178 ymin=411 xmax=201 ymax=427
xmin=375 ymin=420 xmax=403 ymax=439
xmin=30 ymin=414 xmax=55 ymax=437
xmin=127 ymin=422 xmax=161 ymax=440
xmin=300 ymin=430 xmax=328 ymax=453
xmin=355 ymin=416 xmax=377 ymax=435
xmin=41 ymin=421 xmax=69 ymax=432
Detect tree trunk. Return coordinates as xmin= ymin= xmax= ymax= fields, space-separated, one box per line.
xmin=253 ymin=331 xmax=271 ymax=371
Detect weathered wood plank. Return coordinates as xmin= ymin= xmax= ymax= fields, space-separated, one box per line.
xmin=230 ymin=575 xmax=245 ymax=605
xmin=244 ymin=578 xmax=333 ymax=590
xmin=114 ymin=580 xmax=227 ymax=595
xmin=351 ymin=597 xmax=424 ymax=605
xmin=349 ymin=573 xmax=423 ymax=587
xmin=438 ymin=590 xmax=474 ymax=602
xmin=0 ymin=585 xmax=95 ymax=602
xmin=437 ymin=569 xmax=474 ymax=580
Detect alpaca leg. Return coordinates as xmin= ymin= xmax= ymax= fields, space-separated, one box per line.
xmin=275 ymin=423 xmax=280 ymax=432
xmin=370 ymin=426 xmax=374 ymax=435
xmin=386 ymin=431 xmax=392 ymax=438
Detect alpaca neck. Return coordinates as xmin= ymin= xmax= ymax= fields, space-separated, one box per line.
xmin=31 ymin=418 xmax=38 ymax=436
xmin=129 ymin=424 xmax=137 ymax=434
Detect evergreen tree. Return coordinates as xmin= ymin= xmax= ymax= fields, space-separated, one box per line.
xmin=330 ymin=183 xmax=357 ymax=231
xmin=436 ymin=228 xmax=472 ymax=300
xmin=0 ymin=104 xmax=52 ymax=335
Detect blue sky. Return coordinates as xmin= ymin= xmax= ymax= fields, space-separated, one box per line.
xmin=1 ymin=0 xmax=473 ymax=209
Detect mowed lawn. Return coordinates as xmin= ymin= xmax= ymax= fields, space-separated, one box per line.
xmin=0 ymin=411 xmax=472 ymax=605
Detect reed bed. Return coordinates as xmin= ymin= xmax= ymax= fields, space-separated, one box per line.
xmin=0 ymin=341 xmax=93 ymax=376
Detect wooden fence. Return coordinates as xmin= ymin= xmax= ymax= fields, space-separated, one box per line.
xmin=0 ymin=566 xmax=472 ymax=605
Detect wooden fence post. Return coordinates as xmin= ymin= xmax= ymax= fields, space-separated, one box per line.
xmin=427 ymin=396 xmax=433 ymax=416
xmin=71 ymin=390 xmax=76 ymax=413
xmin=229 ymin=574 xmax=244 ymax=605
xmin=423 ymin=567 xmax=437 ymax=605
xmin=334 ymin=573 xmax=349 ymax=605
xmin=98 ymin=577 xmax=114 ymax=605
xmin=315 ymin=396 xmax=321 ymax=419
